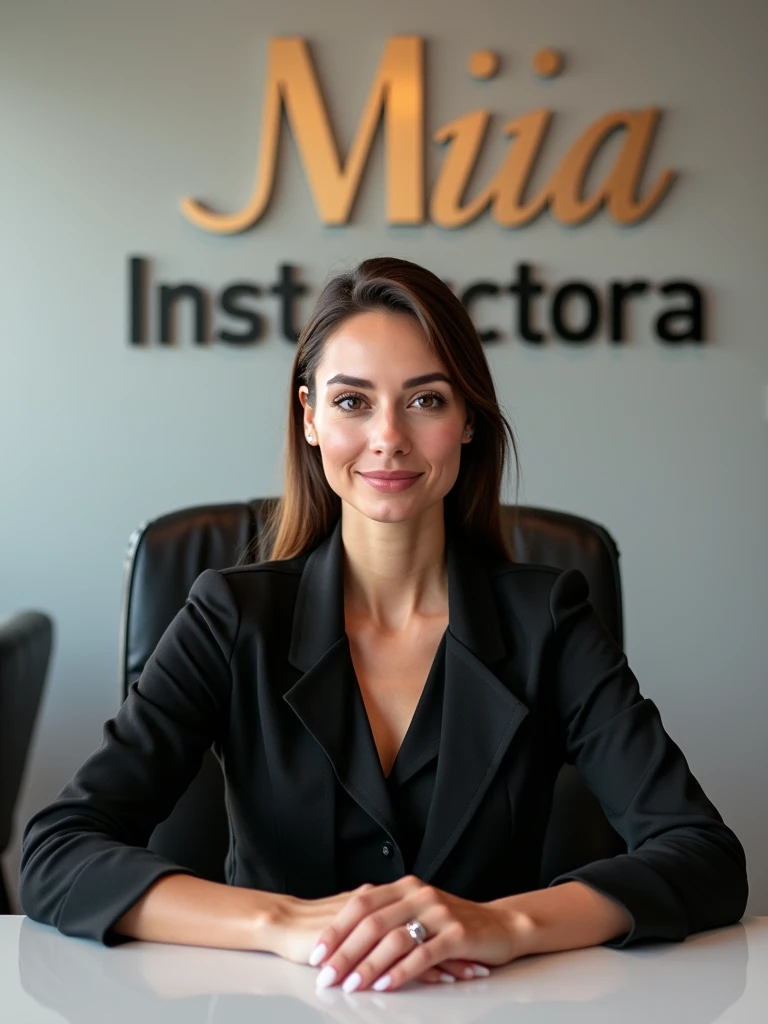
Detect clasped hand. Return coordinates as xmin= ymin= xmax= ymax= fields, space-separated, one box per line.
xmin=266 ymin=875 xmax=529 ymax=993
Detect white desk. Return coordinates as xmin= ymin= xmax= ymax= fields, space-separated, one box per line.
xmin=2 ymin=915 xmax=766 ymax=1023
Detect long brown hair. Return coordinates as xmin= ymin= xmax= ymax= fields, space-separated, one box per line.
xmin=254 ymin=256 xmax=520 ymax=563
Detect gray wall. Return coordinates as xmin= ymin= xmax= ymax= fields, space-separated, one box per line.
xmin=2 ymin=0 xmax=766 ymax=916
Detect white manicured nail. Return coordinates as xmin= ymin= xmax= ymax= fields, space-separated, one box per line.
xmin=372 ymin=974 xmax=392 ymax=991
xmin=439 ymin=972 xmax=456 ymax=983
xmin=473 ymin=964 xmax=490 ymax=977
xmin=308 ymin=943 xmax=327 ymax=966
xmin=315 ymin=965 xmax=337 ymax=989
xmin=342 ymin=971 xmax=362 ymax=993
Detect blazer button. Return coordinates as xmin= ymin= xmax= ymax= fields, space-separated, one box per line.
xmin=381 ymin=840 xmax=394 ymax=857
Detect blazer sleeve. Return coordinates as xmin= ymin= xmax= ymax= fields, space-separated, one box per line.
xmin=19 ymin=568 xmax=238 ymax=945
xmin=544 ymin=567 xmax=749 ymax=948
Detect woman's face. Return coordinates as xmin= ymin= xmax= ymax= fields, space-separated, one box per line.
xmin=298 ymin=310 xmax=473 ymax=524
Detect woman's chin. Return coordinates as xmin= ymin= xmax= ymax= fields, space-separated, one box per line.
xmin=342 ymin=491 xmax=442 ymax=526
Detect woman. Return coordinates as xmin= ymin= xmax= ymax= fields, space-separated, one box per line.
xmin=20 ymin=257 xmax=748 ymax=994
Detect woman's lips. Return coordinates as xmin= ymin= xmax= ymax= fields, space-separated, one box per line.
xmin=358 ymin=472 xmax=423 ymax=493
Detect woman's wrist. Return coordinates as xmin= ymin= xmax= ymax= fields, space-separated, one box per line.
xmin=490 ymin=880 xmax=633 ymax=957
xmin=487 ymin=898 xmax=539 ymax=958
xmin=247 ymin=890 xmax=292 ymax=954
xmin=113 ymin=874 xmax=290 ymax=953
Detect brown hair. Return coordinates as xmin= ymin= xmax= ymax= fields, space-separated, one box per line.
xmin=251 ymin=256 xmax=520 ymax=563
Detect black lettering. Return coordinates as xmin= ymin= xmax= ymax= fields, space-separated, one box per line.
xmin=655 ymin=281 xmax=705 ymax=342
xmin=217 ymin=283 xmax=264 ymax=344
xmin=508 ymin=263 xmax=545 ymax=343
xmin=159 ymin=283 xmax=208 ymax=345
xmin=270 ymin=263 xmax=309 ymax=343
xmin=551 ymin=282 xmax=600 ymax=342
xmin=609 ymin=280 xmax=649 ymax=342
xmin=459 ymin=282 xmax=501 ymax=342
xmin=129 ymin=256 xmax=148 ymax=345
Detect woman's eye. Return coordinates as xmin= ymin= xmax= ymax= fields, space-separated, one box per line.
xmin=332 ymin=393 xmax=366 ymax=412
xmin=412 ymin=392 xmax=447 ymax=410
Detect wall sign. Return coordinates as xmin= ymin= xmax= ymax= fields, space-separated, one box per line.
xmin=180 ymin=37 xmax=674 ymax=232
xmin=129 ymin=258 xmax=702 ymax=346
xmin=128 ymin=37 xmax=705 ymax=347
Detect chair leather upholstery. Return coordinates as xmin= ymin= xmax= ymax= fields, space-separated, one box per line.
xmin=119 ymin=500 xmax=627 ymax=886
xmin=0 ymin=611 xmax=53 ymax=913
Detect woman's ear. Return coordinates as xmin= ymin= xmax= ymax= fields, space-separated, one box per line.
xmin=298 ymin=386 xmax=316 ymax=444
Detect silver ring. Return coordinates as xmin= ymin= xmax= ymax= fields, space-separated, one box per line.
xmin=405 ymin=919 xmax=428 ymax=945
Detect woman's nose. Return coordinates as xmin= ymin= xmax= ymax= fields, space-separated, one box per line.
xmin=369 ymin=410 xmax=410 ymax=455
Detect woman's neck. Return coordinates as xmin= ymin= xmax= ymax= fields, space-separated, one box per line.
xmin=340 ymin=503 xmax=449 ymax=633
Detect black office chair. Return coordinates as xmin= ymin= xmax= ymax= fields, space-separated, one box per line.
xmin=119 ymin=499 xmax=627 ymax=887
xmin=0 ymin=611 xmax=54 ymax=914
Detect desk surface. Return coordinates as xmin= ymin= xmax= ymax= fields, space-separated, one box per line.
xmin=2 ymin=915 xmax=767 ymax=1024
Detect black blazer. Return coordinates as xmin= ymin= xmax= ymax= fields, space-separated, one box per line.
xmin=19 ymin=519 xmax=748 ymax=948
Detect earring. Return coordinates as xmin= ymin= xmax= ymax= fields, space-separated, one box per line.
xmin=306 ymin=433 xmax=314 ymax=443
xmin=464 ymin=429 xmax=473 ymax=439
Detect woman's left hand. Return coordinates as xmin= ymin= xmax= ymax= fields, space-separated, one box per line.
xmin=309 ymin=875 xmax=531 ymax=993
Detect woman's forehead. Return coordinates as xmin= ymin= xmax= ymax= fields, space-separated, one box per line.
xmin=319 ymin=313 xmax=443 ymax=381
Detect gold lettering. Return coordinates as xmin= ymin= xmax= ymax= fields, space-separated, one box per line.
xmin=431 ymin=110 xmax=551 ymax=228
xmin=490 ymin=110 xmax=551 ymax=227
xmin=547 ymin=109 xmax=675 ymax=225
xmin=432 ymin=107 xmax=672 ymax=229
xmin=181 ymin=35 xmax=675 ymax=233
xmin=430 ymin=111 xmax=491 ymax=228
xmin=181 ymin=37 xmax=424 ymax=233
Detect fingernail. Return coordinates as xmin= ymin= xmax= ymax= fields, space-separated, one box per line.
xmin=473 ymin=964 xmax=491 ymax=977
xmin=308 ymin=943 xmax=327 ymax=967
xmin=315 ymin=965 xmax=337 ymax=989
xmin=372 ymin=974 xmax=392 ymax=991
xmin=341 ymin=971 xmax=362 ymax=993
xmin=439 ymin=972 xmax=456 ymax=983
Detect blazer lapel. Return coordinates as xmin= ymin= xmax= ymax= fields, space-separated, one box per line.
xmin=411 ymin=531 xmax=530 ymax=880
xmin=283 ymin=521 xmax=397 ymax=839
xmin=411 ymin=632 xmax=529 ymax=879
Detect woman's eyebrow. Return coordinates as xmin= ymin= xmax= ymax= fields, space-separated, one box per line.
xmin=325 ymin=372 xmax=453 ymax=388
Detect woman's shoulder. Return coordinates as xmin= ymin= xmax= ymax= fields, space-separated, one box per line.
xmin=470 ymin=537 xmax=565 ymax=589
xmin=181 ymin=555 xmax=310 ymax=653
xmin=221 ymin=552 xmax=310 ymax=581
xmin=479 ymin=545 xmax=592 ymax=623
xmin=488 ymin=550 xmax=589 ymax=593
xmin=187 ymin=553 xmax=310 ymax=613
xmin=450 ymin=530 xmax=586 ymax=630
xmin=487 ymin=556 xmax=568 ymax=609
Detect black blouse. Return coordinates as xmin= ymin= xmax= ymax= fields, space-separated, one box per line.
xmin=337 ymin=632 xmax=446 ymax=884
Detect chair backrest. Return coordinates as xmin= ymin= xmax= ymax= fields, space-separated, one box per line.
xmin=119 ymin=500 xmax=627 ymax=885
xmin=0 ymin=611 xmax=54 ymax=913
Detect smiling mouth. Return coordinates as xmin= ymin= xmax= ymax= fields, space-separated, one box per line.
xmin=358 ymin=472 xmax=422 ymax=480
xmin=357 ymin=471 xmax=423 ymax=492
